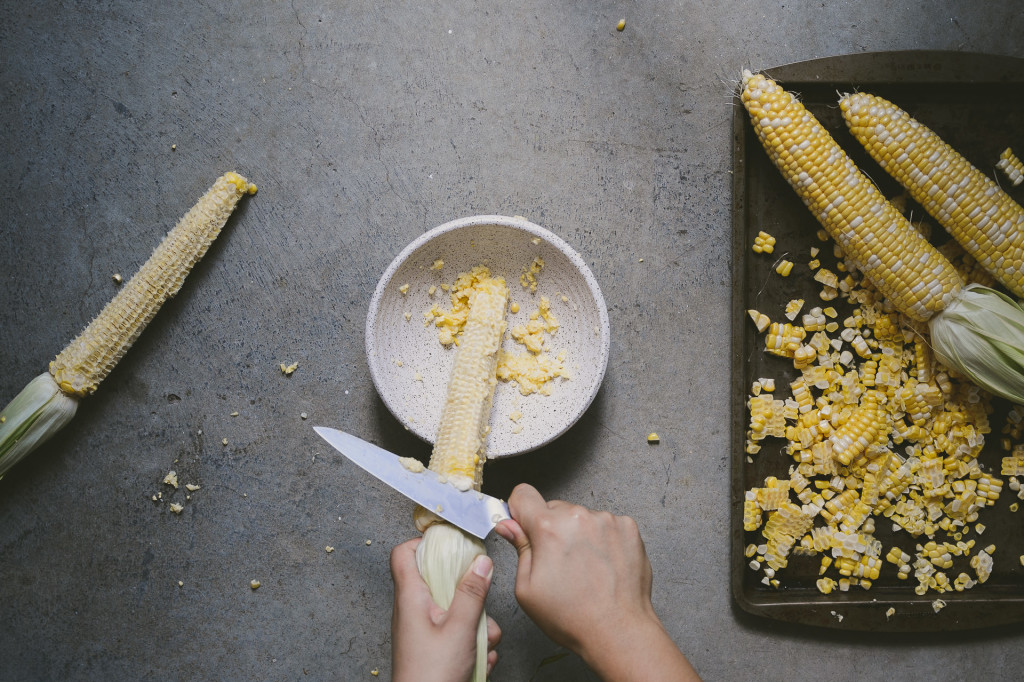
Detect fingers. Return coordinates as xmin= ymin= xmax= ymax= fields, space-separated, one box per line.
xmin=445 ymin=554 xmax=494 ymax=631
xmin=507 ymin=483 xmax=549 ymax=527
xmin=486 ymin=615 xmax=502 ymax=651
xmin=389 ymin=538 xmax=424 ymax=593
xmin=487 ymin=649 xmax=498 ymax=676
xmin=495 ymin=519 xmax=530 ymax=555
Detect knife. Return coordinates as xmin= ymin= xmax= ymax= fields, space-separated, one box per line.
xmin=314 ymin=426 xmax=511 ymax=539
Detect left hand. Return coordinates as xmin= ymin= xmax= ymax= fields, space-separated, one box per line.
xmin=390 ymin=538 xmax=501 ymax=682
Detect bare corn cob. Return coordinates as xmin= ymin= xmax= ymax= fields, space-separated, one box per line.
xmin=740 ymin=71 xmax=963 ymax=322
xmin=741 ymin=71 xmax=1024 ymax=404
xmin=414 ymin=268 xmax=508 ymax=682
xmin=0 ymin=172 xmax=256 ymax=478
xmin=427 ymin=274 xmax=508 ymax=487
xmin=840 ymin=93 xmax=1024 ymax=299
xmin=51 ymin=172 xmax=257 ymax=396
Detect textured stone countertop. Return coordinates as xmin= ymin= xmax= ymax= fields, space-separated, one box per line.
xmin=1 ymin=2 xmax=1022 ymax=679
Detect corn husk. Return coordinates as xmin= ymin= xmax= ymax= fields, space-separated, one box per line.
xmin=415 ymin=522 xmax=489 ymax=682
xmin=929 ymin=284 xmax=1024 ymax=405
xmin=0 ymin=373 xmax=79 ymax=479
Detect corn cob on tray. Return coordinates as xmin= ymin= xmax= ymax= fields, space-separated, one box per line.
xmin=731 ymin=51 xmax=1024 ymax=631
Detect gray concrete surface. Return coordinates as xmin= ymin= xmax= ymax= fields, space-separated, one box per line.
xmin=1 ymin=1 xmax=1023 ymax=680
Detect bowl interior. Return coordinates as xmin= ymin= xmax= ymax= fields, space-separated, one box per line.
xmin=366 ymin=216 xmax=609 ymax=458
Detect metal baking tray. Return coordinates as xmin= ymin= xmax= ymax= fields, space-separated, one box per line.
xmin=731 ymin=51 xmax=1024 ymax=631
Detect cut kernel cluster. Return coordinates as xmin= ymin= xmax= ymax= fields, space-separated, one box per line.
xmin=747 ymin=309 xmax=770 ymax=333
xmin=752 ymin=231 xmax=776 ymax=254
xmin=520 ymin=257 xmax=545 ymax=293
xmin=784 ymin=299 xmax=804 ymax=321
xmin=764 ymin=322 xmax=805 ymax=358
xmin=744 ymin=233 xmax=1021 ymax=598
xmin=496 ymin=296 xmax=570 ymax=396
xmin=996 ymin=147 xmax=1024 ymax=187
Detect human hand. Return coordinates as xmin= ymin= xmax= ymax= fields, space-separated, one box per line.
xmin=390 ymin=538 xmax=501 ymax=682
xmin=495 ymin=483 xmax=701 ymax=682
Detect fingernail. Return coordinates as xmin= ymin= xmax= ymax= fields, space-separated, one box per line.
xmin=472 ymin=555 xmax=493 ymax=579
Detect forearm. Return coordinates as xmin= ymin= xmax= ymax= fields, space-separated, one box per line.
xmin=578 ymin=615 xmax=701 ymax=682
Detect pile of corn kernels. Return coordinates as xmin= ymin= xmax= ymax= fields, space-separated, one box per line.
xmin=743 ymin=226 xmax=1024 ymax=601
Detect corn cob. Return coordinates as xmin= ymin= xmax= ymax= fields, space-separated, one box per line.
xmin=414 ymin=269 xmax=508 ymax=682
xmin=0 ymin=172 xmax=256 ymax=478
xmin=839 ymin=92 xmax=1024 ymax=299
xmin=741 ymin=71 xmax=963 ymax=323
xmin=741 ymin=71 xmax=1024 ymax=404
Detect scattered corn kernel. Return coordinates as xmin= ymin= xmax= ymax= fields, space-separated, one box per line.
xmin=747 ymin=309 xmax=771 ymax=333
xmin=784 ymin=299 xmax=804 ymax=320
xmin=752 ymin=231 xmax=776 ymax=254
xmin=616 ymin=18 xmax=626 ymax=31
xmin=777 ymin=260 xmax=794 ymax=277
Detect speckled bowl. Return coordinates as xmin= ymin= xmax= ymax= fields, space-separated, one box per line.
xmin=366 ymin=215 xmax=610 ymax=457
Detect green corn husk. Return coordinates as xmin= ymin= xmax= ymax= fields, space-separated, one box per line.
xmin=929 ymin=284 xmax=1024 ymax=405
xmin=0 ymin=372 xmax=79 ymax=480
xmin=416 ymin=522 xmax=489 ymax=682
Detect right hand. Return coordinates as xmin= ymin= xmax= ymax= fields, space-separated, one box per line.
xmin=495 ymin=483 xmax=701 ymax=681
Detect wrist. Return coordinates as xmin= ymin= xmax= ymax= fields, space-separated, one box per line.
xmin=575 ymin=609 xmax=666 ymax=678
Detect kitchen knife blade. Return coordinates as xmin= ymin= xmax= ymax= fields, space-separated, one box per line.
xmin=313 ymin=426 xmax=510 ymax=539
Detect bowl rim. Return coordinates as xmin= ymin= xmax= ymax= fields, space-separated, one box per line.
xmin=365 ymin=214 xmax=611 ymax=457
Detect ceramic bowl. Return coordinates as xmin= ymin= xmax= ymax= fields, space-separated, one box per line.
xmin=366 ymin=215 xmax=610 ymax=457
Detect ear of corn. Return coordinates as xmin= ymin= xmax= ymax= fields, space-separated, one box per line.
xmin=0 ymin=172 xmax=255 ymax=477
xmin=414 ymin=523 xmax=488 ymax=681
xmin=741 ymin=71 xmax=1024 ymax=404
xmin=840 ymin=92 xmax=1024 ymax=299
xmin=413 ymin=268 xmax=508 ymax=682
xmin=740 ymin=71 xmax=963 ymax=323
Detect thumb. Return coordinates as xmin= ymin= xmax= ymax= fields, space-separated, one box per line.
xmin=445 ymin=554 xmax=493 ymax=630
xmin=493 ymin=518 xmax=532 ymax=561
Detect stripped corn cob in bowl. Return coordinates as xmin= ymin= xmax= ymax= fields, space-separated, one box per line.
xmin=365 ymin=215 xmax=610 ymax=458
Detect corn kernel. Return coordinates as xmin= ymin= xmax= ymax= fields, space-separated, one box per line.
xmin=753 ymin=231 xmax=776 ymax=254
